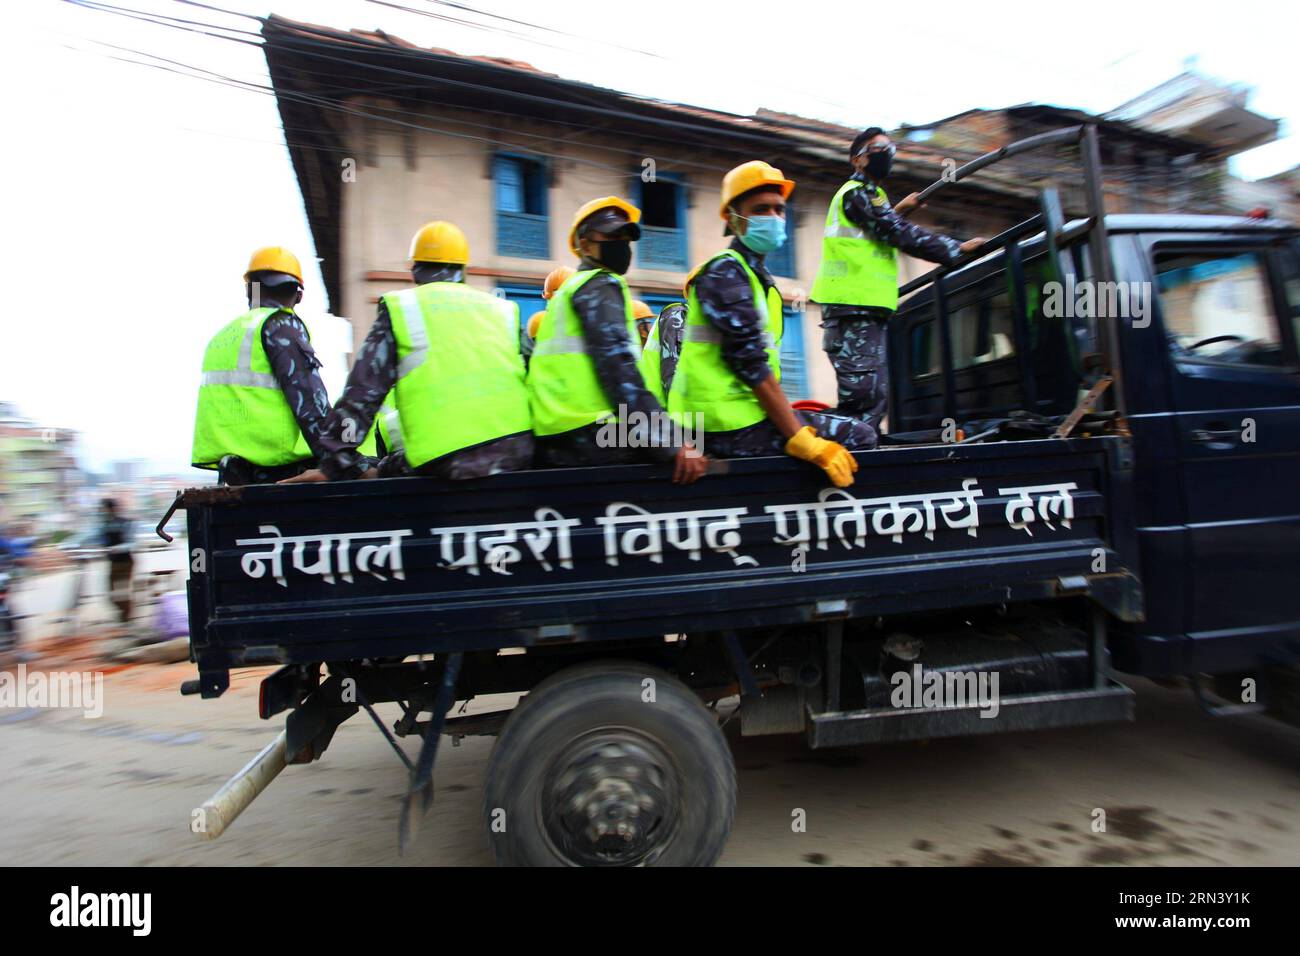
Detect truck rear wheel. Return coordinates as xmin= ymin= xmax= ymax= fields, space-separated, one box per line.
xmin=483 ymin=661 xmax=735 ymax=866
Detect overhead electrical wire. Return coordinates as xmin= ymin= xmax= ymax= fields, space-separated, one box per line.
xmin=63 ymin=0 xmax=977 ymax=197
xmin=60 ymin=0 xmax=850 ymax=195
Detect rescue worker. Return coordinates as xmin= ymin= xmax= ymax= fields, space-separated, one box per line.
xmin=668 ymin=161 xmax=876 ymax=488
xmin=631 ymin=300 xmax=656 ymax=349
xmin=284 ymin=221 xmax=533 ymax=482
xmin=521 ymin=311 xmax=545 ymax=369
xmin=543 ymin=266 xmax=575 ymax=301
xmin=811 ymin=127 xmax=986 ymax=433
xmin=527 ymin=197 xmax=706 ymax=483
xmin=520 ymin=267 xmax=575 ymax=366
xmin=640 ymin=299 xmax=687 ymax=402
xmin=191 ymin=246 xmax=364 ymax=485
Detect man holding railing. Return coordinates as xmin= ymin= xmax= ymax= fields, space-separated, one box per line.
xmin=812 ymin=128 xmax=986 ymax=433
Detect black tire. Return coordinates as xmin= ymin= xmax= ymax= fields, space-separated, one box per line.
xmin=483 ymin=660 xmax=735 ymax=866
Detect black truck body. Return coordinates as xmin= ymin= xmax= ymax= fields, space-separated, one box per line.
xmin=166 ymin=127 xmax=1300 ymax=866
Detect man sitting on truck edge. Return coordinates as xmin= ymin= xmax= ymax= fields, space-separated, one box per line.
xmin=527 ymin=197 xmax=707 ymax=484
xmin=191 ymin=246 xmax=373 ymax=485
xmin=668 ymin=161 xmax=873 ymax=489
xmin=640 ymin=297 xmax=687 ymax=401
xmin=284 ymin=221 xmax=534 ymax=482
xmin=521 ymin=266 xmax=575 ymax=368
xmin=811 ymin=127 xmax=986 ymax=434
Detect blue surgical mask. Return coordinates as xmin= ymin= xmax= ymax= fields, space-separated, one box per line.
xmin=738 ymin=214 xmax=787 ymax=255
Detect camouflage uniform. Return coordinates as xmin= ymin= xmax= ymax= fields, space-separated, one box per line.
xmin=820 ymin=310 xmax=892 ymax=431
xmin=693 ymin=239 xmax=877 ymax=458
xmin=318 ymin=264 xmax=533 ymax=481
xmin=217 ymin=311 xmax=346 ymax=486
xmin=653 ymin=302 xmax=687 ymax=395
xmin=818 ymin=171 xmax=964 ymax=433
xmin=533 ymin=256 xmax=682 ymax=469
xmin=519 ymin=325 xmax=536 ymax=370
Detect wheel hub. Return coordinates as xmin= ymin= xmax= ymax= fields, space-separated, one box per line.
xmin=543 ymin=731 xmax=680 ymax=866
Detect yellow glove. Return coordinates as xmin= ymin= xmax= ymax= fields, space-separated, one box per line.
xmin=784 ymin=426 xmax=859 ymax=488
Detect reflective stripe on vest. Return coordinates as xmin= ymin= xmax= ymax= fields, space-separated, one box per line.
xmin=376 ymin=398 xmax=404 ymax=455
xmin=526 ymin=268 xmax=645 ymax=437
xmin=810 ymin=179 xmax=899 ymax=311
xmin=385 ymin=282 xmax=530 ymax=468
xmin=191 ymin=307 xmax=312 ymax=469
xmin=639 ymin=316 xmax=665 ymax=405
xmin=668 ymin=250 xmax=783 ymax=433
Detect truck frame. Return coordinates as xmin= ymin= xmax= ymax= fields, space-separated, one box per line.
xmin=160 ymin=126 xmax=1300 ymax=865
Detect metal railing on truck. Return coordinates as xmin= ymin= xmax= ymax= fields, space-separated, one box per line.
xmin=895 ymin=125 xmax=1125 ymax=435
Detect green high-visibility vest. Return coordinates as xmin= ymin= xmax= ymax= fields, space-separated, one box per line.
xmin=668 ymin=250 xmax=783 ymax=433
xmin=192 ymin=307 xmax=313 ymax=469
xmin=527 ymin=268 xmax=643 ymax=437
xmin=385 ymin=281 xmax=530 ymax=468
xmin=376 ymin=396 xmax=403 ymax=455
xmin=638 ymin=310 xmax=669 ymax=406
xmin=810 ymin=180 xmax=899 ymax=310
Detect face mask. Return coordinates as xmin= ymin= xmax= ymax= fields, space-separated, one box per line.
xmin=738 ymin=214 xmax=787 ymax=255
xmin=597 ymin=239 xmax=633 ymax=274
xmin=866 ymin=152 xmax=893 ymax=181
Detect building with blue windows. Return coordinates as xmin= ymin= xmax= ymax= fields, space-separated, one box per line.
xmin=263 ymin=15 xmax=1032 ymax=409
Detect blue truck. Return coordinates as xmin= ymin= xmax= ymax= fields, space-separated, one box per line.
xmin=162 ymin=127 xmax=1300 ymax=866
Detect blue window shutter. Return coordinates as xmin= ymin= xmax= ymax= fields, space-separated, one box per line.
xmin=494 ymin=154 xmax=550 ymax=258
xmin=495 ymin=156 xmax=524 ymax=213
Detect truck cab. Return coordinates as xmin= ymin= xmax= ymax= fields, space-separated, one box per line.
xmin=891 ymin=213 xmax=1300 ymax=679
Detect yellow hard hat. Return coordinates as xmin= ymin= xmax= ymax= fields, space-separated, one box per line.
xmin=719 ymin=161 xmax=795 ymax=222
xmin=526 ymin=310 xmax=545 ymax=339
xmin=631 ymin=300 xmax=654 ymax=320
xmin=410 ymin=221 xmax=469 ymax=265
xmin=569 ymin=196 xmax=641 ymax=256
xmin=542 ymin=266 xmax=575 ymax=299
xmin=683 ymin=262 xmax=705 ymax=297
xmin=244 ymin=246 xmax=303 ymax=286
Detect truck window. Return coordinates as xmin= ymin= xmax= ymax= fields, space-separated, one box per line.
xmin=910 ymin=278 xmax=1020 ymax=380
xmin=1155 ymin=250 xmax=1286 ymax=368
xmin=1281 ymin=240 xmax=1300 ymax=353
xmin=910 ymin=320 xmax=940 ymax=378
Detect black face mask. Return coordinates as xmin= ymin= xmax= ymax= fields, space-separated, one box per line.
xmin=597 ymin=239 xmax=633 ymax=274
xmin=866 ymin=152 xmax=893 ymax=181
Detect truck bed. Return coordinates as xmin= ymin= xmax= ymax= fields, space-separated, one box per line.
xmin=179 ymin=436 xmax=1142 ymax=678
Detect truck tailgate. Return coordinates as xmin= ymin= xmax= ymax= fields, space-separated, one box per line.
xmin=180 ymin=436 xmax=1140 ymax=671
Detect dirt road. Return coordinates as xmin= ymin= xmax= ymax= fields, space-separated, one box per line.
xmin=1 ymin=662 xmax=1297 ymax=866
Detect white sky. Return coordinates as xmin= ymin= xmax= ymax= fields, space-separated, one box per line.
xmin=3 ymin=0 xmax=1296 ymax=474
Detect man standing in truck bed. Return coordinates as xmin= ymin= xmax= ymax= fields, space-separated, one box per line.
xmin=811 ymin=127 xmax=985 ymax=433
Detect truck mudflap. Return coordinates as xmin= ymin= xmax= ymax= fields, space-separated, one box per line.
xmin=173 ymin=436 xmax=1141 ymax=676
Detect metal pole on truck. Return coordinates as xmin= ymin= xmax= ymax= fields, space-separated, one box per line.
xmin=904 ymin=124 xmax=1129 ymax=425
